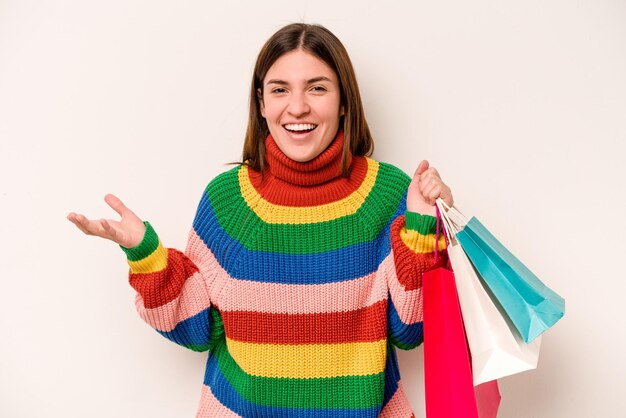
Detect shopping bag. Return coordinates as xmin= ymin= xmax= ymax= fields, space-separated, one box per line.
xmin=423 ymin=266 xmax=478 ymax=418
xmin=436 ymin=200 xmax=541 ymax=385
xmin=438 ymin=199 xmax=565 ymax=343
xmin=475 ymin=380 xmax=501 ymax=418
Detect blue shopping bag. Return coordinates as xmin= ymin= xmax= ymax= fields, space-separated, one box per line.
xmin=456 ymin=216 xmax=565 ymax=343
xmin=437 ymin=199 xmax=565 ymax=344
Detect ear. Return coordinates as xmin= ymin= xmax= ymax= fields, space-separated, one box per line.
xmin=339 ymin=104 xmax=345 ymax=117
xmin=257 ymin=88 xmax=266 ymax=118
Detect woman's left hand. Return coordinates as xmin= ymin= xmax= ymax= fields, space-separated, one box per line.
xmin=406 ymin=160 xmax=454 ymax=216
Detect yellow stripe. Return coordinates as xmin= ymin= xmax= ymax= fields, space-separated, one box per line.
xmin=238 ymin=158 xmax=379 ymax=224
xmin=400 ymin=229 xmax=447 ymax=254
xmin=226 ymin=338 xmax=387 ymax=379
xmin=127 ymin=243 xmax=168 ymax=273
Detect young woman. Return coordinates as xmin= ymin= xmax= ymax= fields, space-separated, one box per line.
xmin=68 ymin=23 xmax=453 ymax=418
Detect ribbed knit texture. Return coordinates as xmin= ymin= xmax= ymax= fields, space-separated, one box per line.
xmin=125 ymin=131 xmax=446 ymax=417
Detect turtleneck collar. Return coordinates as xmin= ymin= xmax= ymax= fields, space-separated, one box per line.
xmin=264 ymin=130 xmax=352 ymax=186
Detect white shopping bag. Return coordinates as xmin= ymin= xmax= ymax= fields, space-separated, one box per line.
xmin=436 ymin=199 xmax=541 ymax=385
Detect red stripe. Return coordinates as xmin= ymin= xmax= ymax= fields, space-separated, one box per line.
xmin=247 ymin=156 xmax=369 ymax=207
xmin=222 ymin=300 xmax=388 ymax=344
xmin=128 ymin=248 xmax=199 ymax=309
xmin=390 ymin=216 xmax=446 ymax=291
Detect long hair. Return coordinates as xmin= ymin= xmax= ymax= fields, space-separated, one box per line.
xmin=242 ymin=23 xmax=374 ymax=175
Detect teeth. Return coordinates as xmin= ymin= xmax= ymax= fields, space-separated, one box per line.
xmin=284 ymin=123 xmax=317 ymax=132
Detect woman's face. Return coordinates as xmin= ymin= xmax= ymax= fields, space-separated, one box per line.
xmin=260 ymin=49 xmax=343 ymax=163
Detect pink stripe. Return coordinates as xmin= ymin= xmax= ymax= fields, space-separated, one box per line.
xmin=219 ymin=268 xmax=388 ymax=314
xmin=135 ymin=271 xmax=210 ymax=332
xmin=181 ymin=230 xmax=394 ymax=315
xmin=196 ymin=385 xmax=240 ymax=418
xmin=134 ymin=230 xmax=232 ymax=332
xmin=186 ymin=230 xmax=231 ymax=298
xmin=380 ymin=380 xmax=415 ymax=417
xmin=384 ymin=251 xmax=424 ymax=324
xmin=187 ymin=229 xmax=232 ymax=307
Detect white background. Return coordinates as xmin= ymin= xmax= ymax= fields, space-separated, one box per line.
xmin=1 ymin=1 xmax=625 ymax=417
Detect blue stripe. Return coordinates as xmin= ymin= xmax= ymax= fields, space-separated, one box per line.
xmin=203 ymin=347 xmax=382 ymax=417
xmin=156 ymin=308 xmax=211 ymax=349
xmin=383 ymin=344 xmax=401 ymax=408
xmin=192 ymin=191 xmax=406 ymax=284
xmin=387 ymin=293 xmax=424 ymax=349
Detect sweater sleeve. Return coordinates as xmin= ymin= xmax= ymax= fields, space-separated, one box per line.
xmin=121 ymin=221 xmax=217 ymax=352
xmin=386 ymin=210 xmax=447 ymax=350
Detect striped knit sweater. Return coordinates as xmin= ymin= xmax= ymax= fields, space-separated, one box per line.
xmin=121 ymin=131 xmax=446 ymax=417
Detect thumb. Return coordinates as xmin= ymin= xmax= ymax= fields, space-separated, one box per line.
xmin=104 ymin=194 xmax=131 ymax=217
xmin=414 ymin=160 xmax=429 ymax=177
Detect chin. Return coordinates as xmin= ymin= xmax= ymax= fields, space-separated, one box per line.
xmin=285 ymin=149 xmax=317 ymax=162
xmin=271 ymin=127 xmax=336 ymax=162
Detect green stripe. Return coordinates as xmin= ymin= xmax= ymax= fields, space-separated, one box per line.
xmin=405 ymin=212 xmax=438 ymax=235
xmin=120 ymin=222 xmax=159 ymax=261
xmin=186 ymin=343 xmax=212 ymax=352
xmin=213 ymin=342 xmax=385 ymax=409
xmin=389 ymin=333 xmax=422 ymax=351
xmin=208 ymin=308 xmax=225 ymax=351
xmin=207 ymin=161 xmax=411 ymax=254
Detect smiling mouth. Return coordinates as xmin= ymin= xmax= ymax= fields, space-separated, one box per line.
xmin=283 ymin=123 xmax=318 ymax=133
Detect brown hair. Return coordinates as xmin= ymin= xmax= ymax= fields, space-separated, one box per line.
xmin=242 ymin=23 xmax=374 ymax=176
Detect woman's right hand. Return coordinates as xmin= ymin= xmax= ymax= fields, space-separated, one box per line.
xmin=67 ymin=194 xmax=146 ymax=248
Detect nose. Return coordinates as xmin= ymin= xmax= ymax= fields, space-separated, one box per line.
xmin=287 ymin=91 xmax=310 ymax=117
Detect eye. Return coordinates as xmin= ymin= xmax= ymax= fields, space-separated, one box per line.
xmin=271 ymin=87 xmax=287 ymax=94
xmin=310 ymin=85 xmax=327 ymax=92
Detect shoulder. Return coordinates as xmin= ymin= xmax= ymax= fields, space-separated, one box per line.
xmin=367 ymin=157 xmax=411 ymax=197
xmin=204 ymin=164 xmax=243 ymax=194
xmin=356 ymin=158 xmax=409 ymax=229
xmin=194 ymin=164 xmax=244 ymax=217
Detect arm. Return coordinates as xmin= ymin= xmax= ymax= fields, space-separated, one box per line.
xmin=386 ymin=211 xmax=446 ymax=350
xmin=121 ymin=222 xmax=215 ymax=352
xmin=385 ymin=160 xmax=453 ymax=350
xmin=68 ymin=193 xmax=218 ymax=352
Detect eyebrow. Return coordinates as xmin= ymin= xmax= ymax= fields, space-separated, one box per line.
xmin=265 ymin=76 xmax=333 ymax=86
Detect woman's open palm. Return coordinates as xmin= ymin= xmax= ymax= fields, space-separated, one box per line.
xmin=67 ymin=194 xmax=146 ymax=248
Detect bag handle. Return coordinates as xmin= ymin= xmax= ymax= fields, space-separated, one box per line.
xmin=434 ymin=204 xmax=453 ymax=270
xmin=436 ymin=198 xmax=469 ymax=229
xmin=434 ymin=206 xmax=441 ymax=263
xmin=436 ymin=198 xmax=460 ymax=243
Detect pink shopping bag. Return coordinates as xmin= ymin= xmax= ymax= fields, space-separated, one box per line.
xmin=475 ymin=380 xmax=501 ymax=418
xmin=423 ymin=266 xmax=479 ymax=418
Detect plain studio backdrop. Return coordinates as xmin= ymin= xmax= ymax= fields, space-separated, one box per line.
xmin=1 ymin=1 xmax=624 ymax=417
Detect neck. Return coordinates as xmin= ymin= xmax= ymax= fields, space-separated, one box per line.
xmin=264 ymin=130 xmax=351 ymax=186
xmin=246 ymin=130 xmax=370 ymax=207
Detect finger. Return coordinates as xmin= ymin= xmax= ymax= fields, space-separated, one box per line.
xmin=68 ymin=214 xmax=92 ymax=235
xmin=67 ymin=213 xmax=79 ymax=224
xmin=419 ymin=167 xmax=441 ymax=184
xmin=104 ymin=194 xmax=130 ymax=218
xmin=419 ymin=168 xmax=445 ymax=189
xmin=440 ymin=186 xmax=454 ymax=207
xmin=426 ymin=167 xmax=440 ymax=179
xmin=73 ymin=214 xmax=98 ymax=235
xmin=427 ymin=183 xmax=453 ymax=206
xmin=79 ymin=214 xmax=117 ymax=239
xmin=422 ymin=183 xmax=441 ymax=205
xmin=413 ymin=160 xmax=429 ymax=177
xmin=418 ymin=172 xmax=439 ymax=194
xmin=100 ymin=219 xmax=120 ymax=242
xmin=100 ymin=218 xmax=113 ymax=234
xmin=417 ymin=174 xmax=432 ymax=196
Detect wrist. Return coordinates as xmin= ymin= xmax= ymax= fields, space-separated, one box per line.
xmin=120 ymin=221 xmax=157 ymax=261
xmin=406 ymin=201 xmax=436 ymax=217
xmin=405 ymin=211 xmax=439 ymax=235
